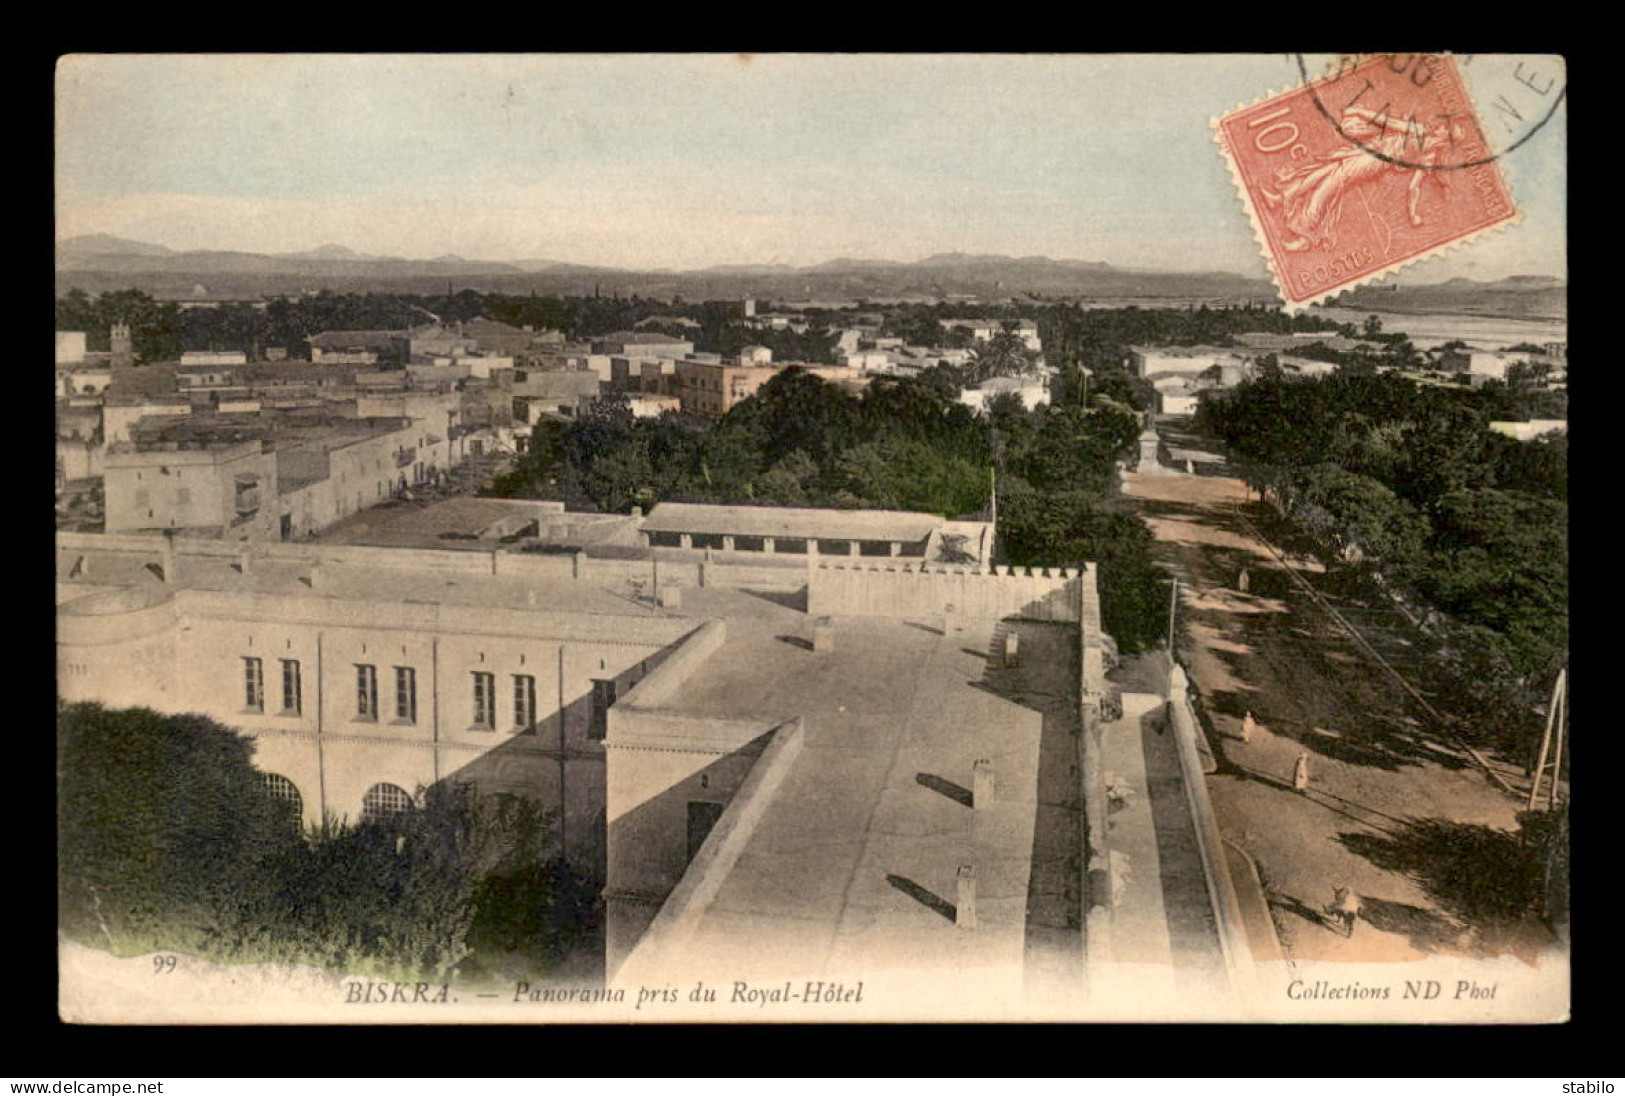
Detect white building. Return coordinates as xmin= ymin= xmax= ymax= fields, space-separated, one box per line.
xmin=1488 ymin=419 xmax=1567 ymax=441
xmin=180 ymin=351 xmax=249 ymax=367
xmin=1126 ymin=345 xmax=1251 ymax=378
xmin=958 ymin=374 xmax=1051 ymax=414
xmin=1276 ymin=355 xmax=1337 ymax=379
xmin=456 ymin=354 xmax=515 ymax=380
xmin=837 ymin=349 xmax=896 ymax=373
xmin=56 ymin=331 xmax=88 ymax=365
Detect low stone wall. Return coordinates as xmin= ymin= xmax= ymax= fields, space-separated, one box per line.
xmin=612 ymin=717 xmax=804 ymax=984
xmin=612 ymin=620 xmax=726 ymax=711
xmin=807 ymin=560 xmax=1084 ymax=622
xmin=1076 ymin=562 xmax=1112 ymax=990
xmin=1166 ymin=660 xmax=1256 ymax=1003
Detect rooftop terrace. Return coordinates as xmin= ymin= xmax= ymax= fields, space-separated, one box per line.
xmin=612 ymin=585 xmax=1085 ymax=1013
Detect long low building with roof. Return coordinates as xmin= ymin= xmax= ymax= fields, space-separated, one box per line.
xmin=637 ymin=501 xmax=990 ymax=563
xmin=1125 ymin=345 xmax=1253 ymax=378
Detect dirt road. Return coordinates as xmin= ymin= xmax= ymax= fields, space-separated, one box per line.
xmin=1121 ymin=445 xmax=1556 ymax=965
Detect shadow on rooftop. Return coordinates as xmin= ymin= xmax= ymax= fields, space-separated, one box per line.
xmin=968 ymin=621 xmax=1086 ymax=978
xmin=885 ymin=873 xmax=955 ymax=922
xmin=737 ymin=586 xmax=808 ymax=613
xmin=915 ymin=772 xmax=972 ymax=808
xmin=775 ymin=634 xmax=813 ymax=651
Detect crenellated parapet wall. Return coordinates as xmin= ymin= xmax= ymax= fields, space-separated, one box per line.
xmin=807 ymin=560 xmax=1085 ymax=622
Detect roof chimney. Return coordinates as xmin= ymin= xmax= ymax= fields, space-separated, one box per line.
xmin=956 ymin=864 xmax=977 ymax=929
xmin=973 ymin=759 xmax=995 ymax=809
xmin=160 ymin=530 xmax=178 ymax=585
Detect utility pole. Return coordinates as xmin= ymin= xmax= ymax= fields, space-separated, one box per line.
xmin=1528 ymin=667 xmax=1566 ymax=810
xmin=1548 ymin=672 xmax=1567 ymax=810
xmin=988 ymin=466 xmax=998 ymax=535
xmin=1167 ymin=577 xmax=1180 ymax=666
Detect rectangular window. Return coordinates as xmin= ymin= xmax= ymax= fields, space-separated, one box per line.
xmin=394 ymin=666 xmax=417 ymax=723
xmin=280 ymin=659 xmax=301 ymax=715
xmin=243 ymin=656 xmax=264 ymax=711
xmin=355 ymin=664 xmax=378 ymax=719
xmin=513 ymin=674 xmax=536 ymax=733
xmin=472 ymin=671 xmax=495 ymax=729
xmin=589 ymin=678 xmax=617 ymax=741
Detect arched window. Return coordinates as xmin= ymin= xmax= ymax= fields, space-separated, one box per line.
xmin=362 ymin=782 xmax=413 ymax=821
xmin=259 ymin=773 xmax=303 ymax=823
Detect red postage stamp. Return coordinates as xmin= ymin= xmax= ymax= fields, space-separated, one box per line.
xmin=1215 ymin=54 xmax=1519 ymax=308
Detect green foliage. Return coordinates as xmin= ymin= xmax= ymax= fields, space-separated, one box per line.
xmin=55 ymin=289 xmax=184 ymax=362
xmin=965 ymin=329 xmax=1041 ymax=383
xmin=1292 ymin=463 xmax=1427 ymax=572
xmin=1517 ymin=805 xmax=1569 ymax=926
xmin=520 ymin=370 xmax=994 ymax=518
xmin=58 ymin=704 xmax=590 ymax=983
xmin=1002 ymin=402 xmax=1139 ymax=496
xmin=999 ymin=490 xmax=1169 ymax=653
xmin=58 ymin=703 xmax=307 ymax=957
xmin=1085 ymin=369 xmax=1156 ymax=414
xmin=463 ymin=859 xmax=602 ymax=981
xmin=1198 ymin=371 xmax=1567 ymax=680
xmin=834 ymin=437 xmax=989 ymax=516
xmin=1415 ymin=489 xmax=1568 ymax=676
xmin=1475 ymin=373 xmax=1569 ymax=422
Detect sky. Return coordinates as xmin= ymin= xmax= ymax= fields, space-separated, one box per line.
xmin=54 ymin=54 xmax=1567 ymax=281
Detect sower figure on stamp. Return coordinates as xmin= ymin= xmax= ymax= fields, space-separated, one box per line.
xmin=1259 ymin=108 xmax=1456 ymax=253
xmin=1327 ymin=885 xmax=1361 ymax=937
xmin=1293 ymin=750 xmax=1311 ymax=793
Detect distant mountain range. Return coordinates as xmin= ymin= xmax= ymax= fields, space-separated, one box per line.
xmin=55 ymin=234 xmax=1565 ymax=318
xmin=1337 ymin=275 xmax=1567 ymax=321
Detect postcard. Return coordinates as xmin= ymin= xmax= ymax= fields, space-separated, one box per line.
xmin=55 ymin=52 xmax=1567 ymax=1024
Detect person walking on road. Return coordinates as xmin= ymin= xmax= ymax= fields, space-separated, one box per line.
xmin=1328 ymin=885 xmax=1361 ymax=937
xmin=1241 ymin=710 xmax=1256 ymax=743
xmin=1293 ymin=750 xmax=1311 ymax=793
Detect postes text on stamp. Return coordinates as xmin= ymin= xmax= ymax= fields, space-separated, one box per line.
xmin=1215 ymin=54 xmax=1519 ymax=309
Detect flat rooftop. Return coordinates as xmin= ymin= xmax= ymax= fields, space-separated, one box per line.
xmin=641 ymin=502 xmax=942 ymax=543
xmin=622 ymin=585 xmax=1082 ymax=996
xmin=123 ymin=411 xmax=412 ymax=452
xmin=314 ymin=496 xmax=537 ymax=546
xmin=1129 ymin=345 xmax=1249 ymax=358
xmin=54 ymin=538 xmax=674 ymax=628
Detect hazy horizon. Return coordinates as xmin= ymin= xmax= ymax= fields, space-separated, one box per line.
xmin=55 ymin=54 xmax=1567 ymax=285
